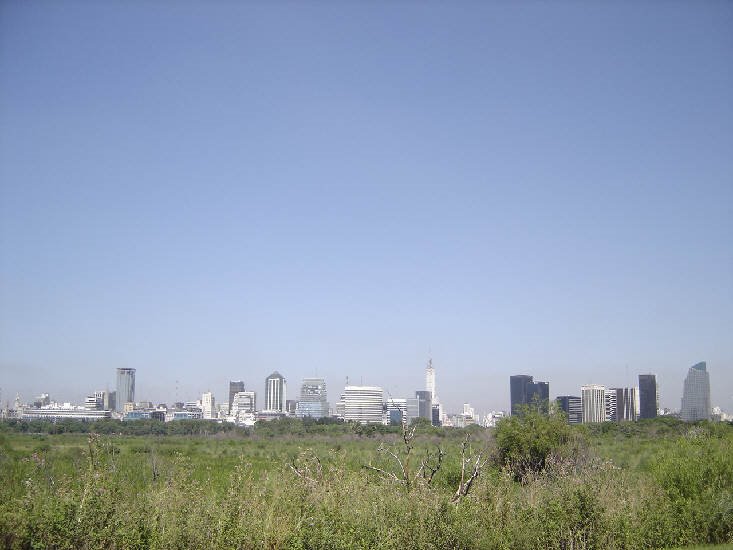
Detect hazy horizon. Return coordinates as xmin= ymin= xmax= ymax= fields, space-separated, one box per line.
xmin=1 ymin=2 xmax=731 ymax=415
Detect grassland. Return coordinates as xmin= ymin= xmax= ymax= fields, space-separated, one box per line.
xmin=0 ymin=417 xmax=731 ymax=549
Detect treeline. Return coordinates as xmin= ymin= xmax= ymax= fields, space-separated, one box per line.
xmin=0 ymin=415 xmax=444 ymax=437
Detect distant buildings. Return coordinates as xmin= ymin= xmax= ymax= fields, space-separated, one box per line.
xmin=202 ymin=391 xmax=215 ymax=420
xmin=425 ymin=359 xmax=435 ymax=400
xmin=264 ymin=372 xmax=286 ymax=413
xmin=342 ymin=385 xmax=383 ymax=424
xmin=581 ymin=385 xmax=606 ymax=424
xmin=116 ymin=368 xmax=136 ymax=412
xmin=638 ymin=374 xmax=658 ymax=419
xmin=415 ymin=390 xmax=432 ymax=421
xmin=610 ymin=387 xmax=638 ymax=422
xmin=296 ymin=378 xmax=328 ymax=419
xmin=556 ymin=395 xmax=582 ymax=424
xmin=510 ymin=375 xmax=549 ymax=415
xmin=680 ymin=362 xmax=711 ymax=422
xmin=228 ymin=381 xmax=245 ymax=413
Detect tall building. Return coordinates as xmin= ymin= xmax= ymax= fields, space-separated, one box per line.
xmin=202 ymin=391 xmax=215 ymax=420
xmin=385 ymin=398 xmax=407 ymax=425
xmin=296 ymin=378 xmax=328 ymax=419
xmin=343 ymin=385 xmax=384 ymax=424
xmin=604 ymin=389 xmax=617 ymax=422
xmin=581 ymin=385 xmax=606 ymax=423
xmin=556 ymin=395 xmax=582 ymax=424
xmin=510 ymin=375 xmax=549 ymax=415
xmin=230 ymin=391 xmax=256 ymax=416
xmin=415 ymin=390 xmax=432 ymax=420
xmin=264 ymin=372 xmax=286 ymax=413
xmin=116 ymin=368 xmax=136 ymax=412
xmin=606 ymin=388 xmax=639 ymax=422
xmin=638 ymin=374 xmax=658 ymax=419
xmin=228 ymin=381 xmax=245 ymax=413
xmin=680 ymin=362 xmax=711 ymax=422
xmin=425 ymin=358 xmax=436 ymax=400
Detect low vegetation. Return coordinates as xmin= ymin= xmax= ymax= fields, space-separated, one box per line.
xmin=0 ymin=416 xmax=731 ymax=549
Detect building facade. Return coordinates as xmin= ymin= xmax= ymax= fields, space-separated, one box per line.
xmin=581 ymin=385 xmax=606 ymax=423
xmin=510 ymin=375 xmax=549 ymax=415
xmin=680 ymin=362 xmax=711 ymax=422
xmin=556 ymin=395 xmax=582 ymax=424
xmin=296 ymin=377 xmax=328 ymax=419
xmin=264 ymin=372 xmax=287 ymax=413
xmin=638 ymin=374 xmax=658 ymax=419
xmin=116 ymin=368 xmax=136 ymax=412
xmin=425 ymin=359 xmax=436 ymax=400
xmin=228 ymin=381 xmax=245 ymax=414
xmin=343 ymin=385 xmax=384 ymax=424
xmin=202 ymin=391 xmax=215 ymax=420
xmin=612 ymin=387 xmax=638 ymax=422
xmin=415 ymin=390 xmax=432 ymax=420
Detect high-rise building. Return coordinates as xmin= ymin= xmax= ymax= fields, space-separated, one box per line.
xmin=343 ymin=385 xmax=384 ymax=424
xmin=556 ymin=395 xmax=582 ymax=424
xmin=638 ymin=374 xmax=658 ymax=419
xmin=605 ymin=389 xmax=617 ymax=422
xmin=116 ymin=368 xmax=136 ymax=412
xmin=425 ymin=359 xmax=436 ymax=400
xmin=264 ymin=372 xmax=286 ymax=413
xmin=296 ymin=378 xmax=328 ymax=419
xmin=202 ymin=391 xmax=215 ymax=419
xmin=510 ymin=375 xmax=549 ymax=415
xmin=229 ymin=381 xmax=245 ymax=413
xmin=581 ymin=385 xmax=606 ymax=423
xmin=415 ymin=390 xmax=432 ymax=420
xmin=680 ymin=362 xmax=711 ymax=422
xmin=610 ymin=387 xmax=638 ymax=422
xmin=385 ymin=398 xmax=407 ymax=425
xmin=230 ymin=391 xmax=256 ymax=416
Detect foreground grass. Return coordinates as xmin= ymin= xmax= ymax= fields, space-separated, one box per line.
xmin=0 ymin=419 xmax=731 ymax=549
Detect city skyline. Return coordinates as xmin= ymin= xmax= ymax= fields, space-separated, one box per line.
xmin=1 ymin=3 xmax=731 ymax=414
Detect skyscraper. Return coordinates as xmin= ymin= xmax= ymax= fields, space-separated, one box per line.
xmin=510 ymin=375 xmax=549 ymax=415
xmin=297 ymin=377 xmax=328 ymax=419
xmin=638 ymin=374 xmax=658 ymax=419
xmin=264 ymin=372 xmax=286 ymax=413
xmin=425 ymin=358 xmax=435 ymax=400
xmin=415 ymin=390 xmax=432 ymax=420
xmin=605 ymin=389 xmax=617 ymax=422
xmin=202 ymin=391 xmax=215 ymax=420
xmin=680 ymin=362 xmax=711 ymax=422
xmin=612 ymin=387 xmax=638 ymax=422
xmin=556 ymin=395 xmax=582 ymax=424
xmin=581 ymin=385 xmax=606 ymax=423
xmin=343 ymin=385 xmax=384 ymax=424
xmin=116 ymin=368 xmax=136 ymax=412
xmin=228 ymin=381 xmax=245 ymax=413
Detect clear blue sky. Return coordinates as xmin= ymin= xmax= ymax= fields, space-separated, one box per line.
xmin=1 ymin=1 xmax=731 ymax=414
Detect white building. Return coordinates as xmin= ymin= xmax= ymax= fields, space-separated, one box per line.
xmin=264 ymin=371 xmax=287 ymax=413
xmin=581 ymin=385 xmax=606 ymax=423
xmin=343 ymin=385 xmax=384 ymax=424
xmin=202 ymin=391 xmax=216 ymax=420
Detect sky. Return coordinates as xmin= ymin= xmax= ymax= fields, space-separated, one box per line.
xmin=1 ymin=1 xmax=731 ymax=415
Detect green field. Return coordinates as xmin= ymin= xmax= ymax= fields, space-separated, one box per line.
xmin=0 ymin=417 xmax=731 ymax=549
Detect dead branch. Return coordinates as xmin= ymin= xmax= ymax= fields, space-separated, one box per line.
xmin=452 ymin=434 xmax=487 ymax=503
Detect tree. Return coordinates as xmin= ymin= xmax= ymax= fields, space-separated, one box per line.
xmin=495 ymin=405 xmax=578 ymax=482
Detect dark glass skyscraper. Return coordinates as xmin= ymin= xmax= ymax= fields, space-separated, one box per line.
xmin=415 ymin=390 xmax=432 ymax=420
xmin=510 ymin=375 xmax=549 ymax=415
xmin=638 ymin=374 xmax=658 ymax=419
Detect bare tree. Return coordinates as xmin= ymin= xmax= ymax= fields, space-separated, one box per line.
xmin=364 ymin=422 xmax=444 ymax=490
xmin=452 ymin=434 xmax=487 ymax=504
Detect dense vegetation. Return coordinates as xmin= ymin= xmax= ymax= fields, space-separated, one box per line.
xmin=0 ymin=416 xmax=731 ymax=549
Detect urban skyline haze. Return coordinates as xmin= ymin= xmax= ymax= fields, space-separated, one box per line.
xmin=1 ymin=2 xmax=731 ymax=414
